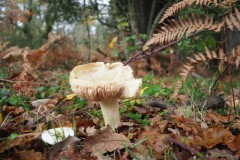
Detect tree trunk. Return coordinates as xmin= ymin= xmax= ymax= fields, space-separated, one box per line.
xmin=226 ymin=30 xmax=240 ymax=52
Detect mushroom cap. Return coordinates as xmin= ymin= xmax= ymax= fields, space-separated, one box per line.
xmin=69 ymin=62 xmax=142 ymax=101
xmin=41 ymin=127 xmax=74 ymax=145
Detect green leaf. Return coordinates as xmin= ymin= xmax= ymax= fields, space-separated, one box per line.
xmin=8 ymin=96 xmax=19 ymax=106
xmin=74 ymin=97 xmax=85 ymax=109
xmin=207 ymin=35 xmax=216 ymax=49
xmin=9 ymin=133 xmax=18 ymax=141
xmin=127 ymin=46 xmax=136 ymax=52
xmin=0 ymin=87 xmax=8 ymax=95
xmin=139 ymin=34 xmax=147 ymax=41
xmin=36 ymin=86 xmax=47 ymax=92
xmin=113 ymin=49 xmax=119 ymax=57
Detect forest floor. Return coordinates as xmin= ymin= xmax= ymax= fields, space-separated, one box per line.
xmin=0 ymin=39 xmax=240 ymax=160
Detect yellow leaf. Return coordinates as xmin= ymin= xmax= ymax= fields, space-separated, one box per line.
xmin=218 ymin=83 xmax=223 ymax=92
xmin=142 ymin=45 xmax=149 ymax=51
xmin=108 ymin=36 xmax=118 ymax=49
xmin=66 ymin=94 xmax=77 ymax=100
xmin=0 ymin=113 xmax=2 ymax=124
xmin=140 ymin=87 xmax=149 ymax=97
xmin=135 ymin=99 xmax=142 ymax=104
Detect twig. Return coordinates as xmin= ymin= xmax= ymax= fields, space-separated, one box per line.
xmin=167 ymin=137 xmax=209 ymax=160
xmin=96 ymin=48 xmax=108 ymax=57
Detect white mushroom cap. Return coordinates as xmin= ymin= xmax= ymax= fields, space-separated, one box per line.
xmin=41 ymin=127 xmax=74 ymax=145
xmin=69 ymin=62 xmax=142 ymax=101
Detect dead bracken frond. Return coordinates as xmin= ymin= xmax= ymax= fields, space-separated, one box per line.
xmin=224 ymin=8 xmax=240 ymax=30
xmin=160 ymin=0 xmax=236 ymax=23
xmin=0 ymin=34 xmax=64 ymax=94
xmin=145 ymin=15 xmax=223 ymax=46
xmin=172 ymin=45 xmax=240 ymax=98
xmin=2 ymin=34 xmax=64 ymax=75
xmin=146 ymin=8 xmax=240 ymax=47
xmin=0 ymin=42 xmax=9 ymax=53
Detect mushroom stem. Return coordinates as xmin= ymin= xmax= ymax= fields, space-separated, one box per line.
xmin=99 ymin=99 xmax=120 ymax=129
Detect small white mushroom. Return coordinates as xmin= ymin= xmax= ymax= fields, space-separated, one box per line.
xmin=69 ymin=62 xmax=142 ymax=129
xmin=41 ymin=127 xmax=74 ymax=145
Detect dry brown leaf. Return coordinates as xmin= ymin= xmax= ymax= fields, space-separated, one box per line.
xmin=79 ymin=126 xmax=98 ymax=137
xmin=137 ymin=128 xmax=169 ymax=157
xmin=205 ymin=110 xmax=234 ymax=123
xmin=192 ymin=125 xmax=235 ymax=148
xmin=53 ymin=144 xmax=83 ymax=160
xmin=31 ymin=99 xmax=52 ymax=108
xmin=81 ymin=127 xmax=131 ymax=159
xmin=226 ymin=134 xmax=240 ymax=153
xmin=231 ymin=118 xmax=240 ymax=129
xmin=135 ymin=116 xmax=170 ymax=158
xmin=0 ymin=132 xmax=41 ymax=153
xmin=150 ymin=115 xmax=168 ymax=133
xmin=208 ymin=148 xmax=238 ymax=160
xmin=3 ymin=105 xmax=24 ymax=116
xmin=17 ymin=150 xmax=46 ymax=160
xmin=47 ymin=136 xmax=80 ymax=160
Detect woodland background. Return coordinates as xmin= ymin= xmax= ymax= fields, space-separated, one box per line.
xmin=0 ymin=0 xmax=240 ymax=160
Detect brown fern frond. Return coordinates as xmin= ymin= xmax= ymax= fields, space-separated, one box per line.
xmin=224 ymin=8 xmax=240 ymax=30
xmin=205 ymin=46 xmax=213 ymax=59
xmin=159 ymin=0 xmax=234 ymax=23
xmin=172 ymin=46 xmax=240 ymax=98
xmin=0 ymin=42 xmax=9 ymax=53
xmin=146 ymin=15 xmax=222 ymax=47
xmin=3 ymin=46 xmax=31 ymax=60
xmin=2 ymin=34 xmax=64 ymax=76
xmin=235 ymin=56 xmax=240 ymax=68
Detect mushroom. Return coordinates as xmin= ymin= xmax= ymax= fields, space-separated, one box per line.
xmin=69 ymin=62 xmax=142 ymax=129
xmin=41 ymin=127 xmax=74 ymax=145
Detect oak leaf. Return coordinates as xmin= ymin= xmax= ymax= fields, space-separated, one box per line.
xmin=81 ymin=127 xmax=131 ymax=159
xmin=205 ymin=110 xmax=234 ymax=123
xmin=192 ymin=125 xmax=234 ymax=148
xmin=0 ymin=132 xmax=41 ymax=153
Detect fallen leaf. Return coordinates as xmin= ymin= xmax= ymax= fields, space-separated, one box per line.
xmin=79 ymin=126 xmax=98 ymax=137
xmin=17 ymin=150 xmax=46 ymax=160
xmin=0 ymin=132 xmax=41 ymax=153
xmin=3 ymin=105 xmax=24 ymax=116
xmin=231 ymin=118 xmax=240 ymax=129
xmin=31 ymin=99 xmax=52 ymax=108
xmin=81 ymin=126 xmax=131 ymax=159
xmin=134 ymin=106 xmax=148 ymax=114
xmin=65 ymin=94 xmax=76 ymax=100
xmin=226 ymin=134 xmax=240 ymax=153
xmin=138 ymin=130 xmax=169 ymax=156
xmin=53 ymin=144 xmax=83 ymax=160
xmin=135 ymin=119 xmax=170 ymax=158
xmin=205 ymin=110 xmax=234 ymax=123
xmin=192 ymin=125 xmax=235 ymax=148
xmin=47 ymin=136 xmax=80 ymax=160
xmin=150 ymin=115 xmax=168 ymax=133
xmin=208 ymin=148 xmax=238 ymax=160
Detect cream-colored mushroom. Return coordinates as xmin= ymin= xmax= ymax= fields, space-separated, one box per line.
xmin=41 ymin=127 xmax=74 ymax=145
xmin=69 ymin=62 xmax=142 ymax=129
